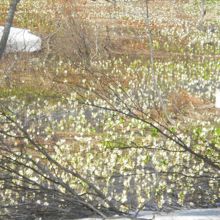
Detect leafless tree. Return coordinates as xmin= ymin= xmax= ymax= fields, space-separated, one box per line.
xmin=198 ymin=0 xmax=206 ymax=29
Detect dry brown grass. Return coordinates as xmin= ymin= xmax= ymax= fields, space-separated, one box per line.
xmin=148 ymin=89 xmax=219 ymax=123
xmin=169 ymin=90 xmax=205 ymax=111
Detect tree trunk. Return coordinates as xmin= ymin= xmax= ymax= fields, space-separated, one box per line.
xmin=0 ymin=0 xmax=20 ymax=59
xmin=199 ymin=0 xmax=206 ymax=28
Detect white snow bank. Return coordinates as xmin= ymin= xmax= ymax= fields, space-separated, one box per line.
xmin=75 ymin=208 xmax=220 ymax=220
xmin=135 ymin=208 xmax=220 ymax=220
xmin=215 ymin=89 xmax=220 ymax=108
xmin=0 ymin=26 xmax=41 ymax=53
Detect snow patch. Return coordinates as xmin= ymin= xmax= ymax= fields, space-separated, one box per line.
xmin=0 ymin=26 xmax=41 ymax=53
xmin=215 ymin=89 xmax=220 ymax=109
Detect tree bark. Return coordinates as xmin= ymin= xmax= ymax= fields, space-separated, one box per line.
xmin=199 ymin=0 xmax=206 ymax=28
xmin=0 ymin=0 xmax=21 ymax=59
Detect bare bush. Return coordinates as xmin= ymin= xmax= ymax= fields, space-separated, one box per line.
xmin=51 ymin=3 xmax=112 ymax=68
